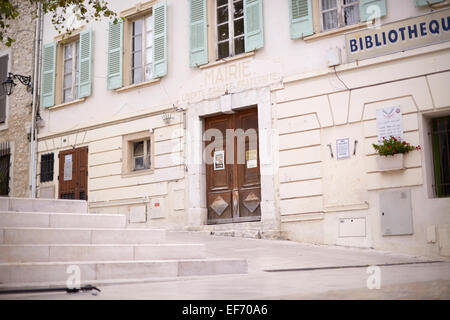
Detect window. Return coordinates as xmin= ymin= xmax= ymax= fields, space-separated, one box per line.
xmin=41 ymin=28 xmax=92 ymax=108
xmin=431 ymin=116 xmax=450 ymax=198
xmin=189 ymin=0 xmax=264 ymax=67
xmin=108 ymin=1 xmax=167 ymax=91
xmin=62 ymin=40 xmax=80 ymax=103
xmin=40 ymin=153 xmax=54 ymax=183
xmin=320 ymin=0 xmax=360 ymax=32
xmin=131 ymin=15 xmax=153 ymax=84
xmin=0 ymin=55 xmax=8 ymax=123
xmin=122 ymin=131 xmax=154 ymax=175
xmin=216 ymin=0 xmax=245 ymax=59
xmin=133 ymin=139 xmax=151 ymax=171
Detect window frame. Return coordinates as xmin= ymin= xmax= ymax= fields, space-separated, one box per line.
xmin=132 ymin=139 xmax=152 ymax=171
xmin=122 ymin=131 xmax=154 ymax=176
xmin=62 ymin=40 xmax=80 ymax=104
xmin=121 ymin=1 xmax=156 ymax=88
xmin=40 ymin=153 xmax=54 ymax=183
xmin=431 ymin=116 xmax=450 ymax=198
xmin=131 ymin=14 xmax=154 ymax=85
xmin=214 ymin=0 xmax=245 ymax=60
xmin=54 ymin=30 xmax=83 ymax=106
xmin=319 ymin=0 xmax=361 ymax=32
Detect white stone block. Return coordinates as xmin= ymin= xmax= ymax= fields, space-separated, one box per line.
xmin=90 ymin=228 xmax=166 ymax=244
xmin=134 ymin=244 xmax=206 ymax=260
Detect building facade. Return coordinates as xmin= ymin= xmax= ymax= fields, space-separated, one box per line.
xmin=36 ymin=0 xmax=450 ymax=258
xmin=0 ymin=1 xmax=36 ymax=198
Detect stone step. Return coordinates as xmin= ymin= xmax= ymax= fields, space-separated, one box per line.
xmin=0 ymin=259 xmax=248 ymax=284
xmin=0 ymin=228 xmax=166 ymax=245
xmin=0 ymin=197 xmax=87 ymax=214
xmin=0 ymin=244 xmax=206 ymax=262
xmin=0 ymin=211 xmax=126 ymax=228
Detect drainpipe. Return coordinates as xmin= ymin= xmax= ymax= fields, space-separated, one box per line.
xmin=30 ymin=3 xmax=42 ymax=198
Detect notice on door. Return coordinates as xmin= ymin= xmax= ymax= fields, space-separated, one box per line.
xmin=213 ymin=150 xmax=225 ymax=171
xmin=246 ymin=149 xmax=258 ymax=168
xmin=63 ymin=154 xmax=73 ymax=181
xmin=376 ymin=106 xmax=403 ymax=143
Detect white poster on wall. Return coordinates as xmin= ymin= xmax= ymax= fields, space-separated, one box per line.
xmin=336 ymin=138 xmax=350 ymax=160
xmin=376 ymin=106 xmax=404 ymax=143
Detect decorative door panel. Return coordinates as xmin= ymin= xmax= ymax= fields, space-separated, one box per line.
xmin=206 ymin=107 xmax=261 ymax=224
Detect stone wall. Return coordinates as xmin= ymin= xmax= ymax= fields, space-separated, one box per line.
xmin=0 ymin=1 xmax=36 ymax=197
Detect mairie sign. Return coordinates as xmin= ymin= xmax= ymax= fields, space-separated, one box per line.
xmin=346 ymin=8 xmax=450 ymax=62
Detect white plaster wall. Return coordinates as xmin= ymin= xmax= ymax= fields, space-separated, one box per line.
xmin=36 ymin=0 xmax=450 ymax=255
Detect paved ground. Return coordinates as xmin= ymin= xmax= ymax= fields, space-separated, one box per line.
xmin=1 ymin=232 xmax=449 ymax=300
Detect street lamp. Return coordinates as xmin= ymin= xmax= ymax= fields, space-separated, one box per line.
xmin=2 ymin=72 xmax=32 ymax=95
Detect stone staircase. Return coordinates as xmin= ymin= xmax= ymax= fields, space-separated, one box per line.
xmin=0 ymin=197 xmax=247 ymax=288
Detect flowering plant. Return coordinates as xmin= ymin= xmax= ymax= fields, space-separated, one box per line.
xmin=373 ymin=136 xmax=421 ymax=156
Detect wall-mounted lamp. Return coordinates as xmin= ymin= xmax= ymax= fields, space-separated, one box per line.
xmin=162 ymin=112 xmax=173 ymax=124
xmin=2 ymin=72 xmax=32 ymax=96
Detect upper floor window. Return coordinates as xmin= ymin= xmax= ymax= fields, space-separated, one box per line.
xmin=63 ymin=40 xmax=80 ymax=103
xmin=321 ymin=0 xmax=360 ymax=32
xmin=216 ymin=0 xmax=245 ymax=59
xmin=189 ymin=0 xmax=264 ymax=68
xmin=131 ymin=15 xmax=153 ymax=84
xmin=108 ymin=0 xmax=167 ymax=91
xmin=41 ymin=28 xmax=92 ymax=108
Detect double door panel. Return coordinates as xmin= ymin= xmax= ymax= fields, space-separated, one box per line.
xmin=206 ymin=108 xmax=261 ymax=224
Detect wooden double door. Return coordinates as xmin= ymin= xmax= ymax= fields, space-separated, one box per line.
xmin=205 ymin=108 xmax=261 ymax=224
xmin=58 ymin=147 xmax=88 ymax=200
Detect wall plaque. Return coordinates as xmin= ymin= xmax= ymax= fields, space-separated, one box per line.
xmin=376 ymin=106 xmax=404 ymax=142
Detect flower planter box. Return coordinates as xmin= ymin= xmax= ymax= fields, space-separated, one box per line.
xmin=376 ymin=154 xmax=405 ymax=172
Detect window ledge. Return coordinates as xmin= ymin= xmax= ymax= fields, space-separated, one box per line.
xmin=49 ymin=98 xmax=86 ymax=110
xmin=199 ymin=52 xmax=255 ymax=70
xmin=122 ymin=168 xmax=154 ymax=178
xmin=303 ymin=21 xmax=374 ymax=42
xmin=115 ymin=78 xmax=161 ymax=93
xmin=432 ymin=1 xmax=450 ymax=9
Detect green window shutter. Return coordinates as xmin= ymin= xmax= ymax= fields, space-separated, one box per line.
xmin=289 ymin=0 xmax=313 ymax=40
xmin=244 ymin=0 xmax=264 ymax=52
xmin=78 ymin=28 xmax=92 ymax=98
xmin=152 ymin=1 xmax=168 ymax=78
xmin=360 ymin=0 xmax=387 ymax=22
xmin=415 ymin=0 xmax=444 ymax=6
xmin=189 ymin=0 xmax=208 ymax=67
xmin=41 ymin=42 xmax=56 ymax=108
xmin=107 ymin=20 xmax=123 ymax=90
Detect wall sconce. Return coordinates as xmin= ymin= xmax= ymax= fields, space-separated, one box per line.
xmin=2 ymin=72 xmax=32 ymax=96
xmin=162 ymin=112 xmax=173 ymax=124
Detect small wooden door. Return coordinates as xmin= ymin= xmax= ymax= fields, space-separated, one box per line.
xmin=206 ymin=108 xmax=261 ymax=224
xmin=58 ymin=147 xmax=88 ymax=200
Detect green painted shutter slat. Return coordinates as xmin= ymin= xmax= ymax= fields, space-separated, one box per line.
xmin=189 ymin=0 xmax=208 ymax=67
xmin=244 ymin=0 xmax=264 ymax=52
xmin=152 ymin=1 xmax=168 ymax=78
xmin=41 ymin=42 xmax=56 ymax=108
xmin=78 ymin=28 xmax=92 ymax=98
xmin=289 ymin=0 xmax=313 ymax=39
xmin=107 ymin=21 xmax=123 ymax=90
xmin=360 ymin=0 xmax=387 ymax=22
xmin=415 ymin=0 xmax=444 ymax=6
